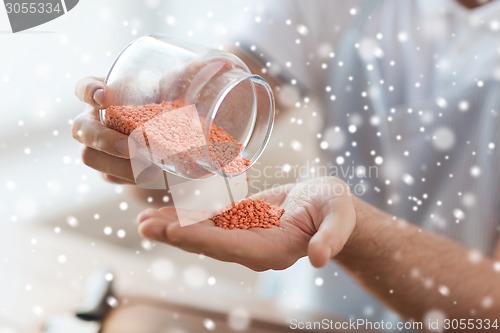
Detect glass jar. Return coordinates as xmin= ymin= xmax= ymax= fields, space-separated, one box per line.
xmin=100 ymin=34 xmax=274 ymax=180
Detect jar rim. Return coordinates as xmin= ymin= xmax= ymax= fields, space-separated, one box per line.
xmin=206 ymin=72 xmax=275 ymax=177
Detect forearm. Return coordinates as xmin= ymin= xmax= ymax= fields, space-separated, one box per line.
xmin=336 ymin=197 xmax=500 ymax=325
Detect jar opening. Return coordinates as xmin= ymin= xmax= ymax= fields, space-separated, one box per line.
xmin=207 ymin=73 xmax=274 ymax=177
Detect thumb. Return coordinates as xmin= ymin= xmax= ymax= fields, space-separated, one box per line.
xmin=307 ymin=199 xmax=356 ymax=268
xmin=75 ymin=76 xmax=115 ymax=110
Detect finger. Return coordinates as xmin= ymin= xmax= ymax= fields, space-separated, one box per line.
xmin=138 ymin=208 xmax=287 ymax=268
xmin=72 ymin=109 xmax=131 ymax=158
xmin=138 ymin=216 xmax=269 ymax=271
xmin=102 ymin=173 xmax=135 ymax=185
xmin=75 ymin=76 xmax=108 ymax=109
xmin=169 ymin=222 xmax=287 ymax=270
xmin=137 ymin=217 xmax=211 ymax=253
xmin=137 ymin=216 xmax=229 ymax=258
xmin=307 ymin=196 xmax=356 ymax=268
xmin=137 ymin=208 xmax=173 ymax=224
xmin=81 ymin=147 xmax=135 ymax=182
xmin=138 ymin=217 xmax=270 ymax=271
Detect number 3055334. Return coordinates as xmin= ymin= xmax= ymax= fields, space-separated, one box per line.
xmin=5 ymin=2 xmax=62 ymax=14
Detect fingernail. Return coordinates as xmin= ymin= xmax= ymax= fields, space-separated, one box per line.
xmin=115 ymin=139 xmax=130 ymax=158
xmin=93 ymin=88 xmax=104 ymax=106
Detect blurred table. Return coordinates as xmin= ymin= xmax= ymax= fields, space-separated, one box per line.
xmin=0 ymin=225 xmax=357 ymax=333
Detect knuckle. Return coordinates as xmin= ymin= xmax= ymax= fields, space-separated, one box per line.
xmin=75 ymin=78 xmax=85 ymax=99
xmin=77 ymin=77 xmax=103 ymax=105
xmin=97 ymin=128 xmax=120 ymax=155
xmin=71 ymin=114 xmax=85 ymax=141
xmin=321 ymin=176 xmax=350 ymax=196
xmin=90 ymin=125 xmax=111 ymax=154
xmin=76 ymin=77 xmax=94 ymax=102
xmin=80 ymin=147 xmax=94 ymax=167
xmin=83 ymin=80 xmax=98 ymax=103
xmin=167 ymin=226 xmax=181 ymax=244
xmin=83 ymin=83 xmax=94 ymax=101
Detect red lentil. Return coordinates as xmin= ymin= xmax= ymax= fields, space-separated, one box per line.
xmin=210 ymin=198 xmax=285 ymax=230
xmin=104 ymin=101 xmax=250 ymax=176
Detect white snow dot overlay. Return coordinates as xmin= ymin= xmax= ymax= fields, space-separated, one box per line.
xmin=228 ymin=307 xmax=251 ymax=331
xmin=432 ymin=127 xmax=455 ymax=151
xmin=315 ymin=277 xmax=324 ymax=286
xmin=204 ymin=319 xmax=216 ymax=331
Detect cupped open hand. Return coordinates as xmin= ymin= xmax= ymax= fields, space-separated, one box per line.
xmin=138 ymin=177 xmax=356 ymax=271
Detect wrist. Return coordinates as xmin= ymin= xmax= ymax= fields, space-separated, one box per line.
xmin=334 ymin=196 xmax=384 ymax=263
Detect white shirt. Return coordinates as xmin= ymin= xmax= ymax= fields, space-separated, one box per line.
xmin=235 ymin=0 xmax=500 ymax=327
